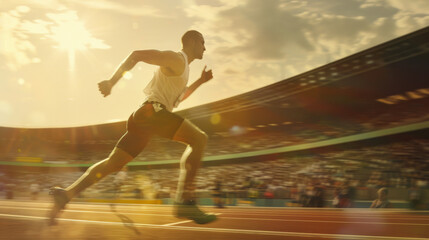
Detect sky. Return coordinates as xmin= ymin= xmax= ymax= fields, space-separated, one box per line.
xmin=1 ymin=0 xmax=428 ymax=128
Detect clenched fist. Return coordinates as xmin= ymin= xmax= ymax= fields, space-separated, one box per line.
xmin=98 ymin=80 xmax=113 ymax=97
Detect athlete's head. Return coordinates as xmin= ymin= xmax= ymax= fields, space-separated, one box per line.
xmin=182 ymin=30 xmax=205 ymax=60
xmin=377 ymin=187 xmax=388 ymax=199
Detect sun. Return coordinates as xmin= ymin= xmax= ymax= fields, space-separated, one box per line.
xmin=47 ymin=11 xmax=109 ymax=71
xmin=50 ymin=19 xmax=90 ymax=71
xmin=51 ymin=20 xmax=89 ymax=51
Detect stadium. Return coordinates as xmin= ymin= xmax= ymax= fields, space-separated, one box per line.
xmin=1 ymin=25 xmax=429 ymax=240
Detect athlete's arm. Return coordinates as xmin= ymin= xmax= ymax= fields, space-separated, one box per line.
xmin=98 ymin=50 xmax=183 ymax=97
xmin=180 ymin=66 xmax=213 ymax=102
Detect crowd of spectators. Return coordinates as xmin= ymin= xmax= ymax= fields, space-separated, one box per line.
xmin=1 ymin=138 xmax=427 ymax=209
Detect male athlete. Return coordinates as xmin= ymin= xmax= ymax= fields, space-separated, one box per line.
xmin=48 ymin=30 xmax=217 ymax=225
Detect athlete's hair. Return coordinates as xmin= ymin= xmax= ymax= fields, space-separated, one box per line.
xmin=182 ymin=30 xmax=202 ymax=47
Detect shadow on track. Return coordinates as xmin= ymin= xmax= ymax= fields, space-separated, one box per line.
xmin=110 ymin=203 xmax=141 ymax=236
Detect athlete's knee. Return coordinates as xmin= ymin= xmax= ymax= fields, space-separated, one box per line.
xmin=190 ymin=131 xmax=208 ymax=150
xmin=200 ymin=131 xmax=208 ymax=145
xmin=106 ymin=159 xmax=127 ymax=173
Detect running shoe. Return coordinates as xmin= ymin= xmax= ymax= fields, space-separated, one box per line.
xmin=174 ymin=200 xmax=217 ymax=224
xmin=47 ymin=187 xmax=69 ymax=225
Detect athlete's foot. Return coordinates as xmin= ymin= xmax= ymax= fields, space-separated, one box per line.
xmin=47 ymin=187 xmax=69 ymax=226
xmin=174 ymin=200 xmax=217 ymax=224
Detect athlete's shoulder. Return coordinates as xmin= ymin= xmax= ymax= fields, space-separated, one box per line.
xmin=159 ymin=51 xmax=186 ymax=76
xmin=159 ymin=50 xmax=183 ymax=59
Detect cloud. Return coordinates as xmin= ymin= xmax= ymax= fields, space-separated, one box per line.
xmin=361 ymin=0 xmax=386 ymax=8
xmin=0 ymin=5 xmax=110 ymax=71
xmin=0 ymin=8 xmax=37 ymax=70
xmin=212 ymin=0 xmax=400 ymax=60
xmin=16 ymin=5 xmax=31 ymax=13
xmin=65 ymin=0 xmax=169 ymax=18
xmin=6 ymin=0 xmax=167 ymax=17
xmin=393 ymin=12 xmax=429 ymax=35
xmin=387 ymin=0 xmax=429 ymax=15
xmin=217 ymin=0 xmax=314 ymax=60
xmin=46 ymin=10 xmax=110 ymax=50
xmin=189 ymin=0 xmax=428 ymax=61
xmin=386 ymin=0 xmax=429 ymax=35
xmin=183 ymin=0 xmax=428 ymax=94
xmin=20 ymin=18 xmax=51 ymax=34
xmin=1 ymin=0 xmax=169 ymax=70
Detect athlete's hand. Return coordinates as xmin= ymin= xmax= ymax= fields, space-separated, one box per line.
xmin=200 ymin=66 xmax=213 ymax=83
xmin=98 ymin=80 xmax=113 ymax=97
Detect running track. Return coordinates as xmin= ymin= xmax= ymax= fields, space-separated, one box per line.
xmin=0 ymin=200 xmax=428 ymax=240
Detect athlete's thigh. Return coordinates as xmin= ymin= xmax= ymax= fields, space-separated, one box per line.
xmin=172 ymin=119 xmax=206 ymax=145
xmin=115 ymin=130 xmax=151 ymax=158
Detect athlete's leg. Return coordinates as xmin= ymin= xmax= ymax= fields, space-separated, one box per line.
xmin=64 ymin=105 xmax=153 ymax=200
xmin=48 ymin=105 xmax=152 ymax=225
xmin=48 ymin=147 xmax=133 ymax=225
xmin=171 ymin=119 xmax=217 ymax=224
xmin=65 ymin=147 xmax=133 ymax=199
xmin=172 ymin=119 xmax=208 ymax=202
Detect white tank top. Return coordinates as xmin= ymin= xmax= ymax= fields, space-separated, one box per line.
xmin=143 ymin=51 xmax=189 ymax=112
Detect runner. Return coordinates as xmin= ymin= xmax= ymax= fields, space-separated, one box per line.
xmin=48 ymin=30 xmax=216 ymax=225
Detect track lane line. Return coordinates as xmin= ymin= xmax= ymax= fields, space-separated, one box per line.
xmin=2 ymin=201 xmax=429 ymax=218
xmin=0 ymin=213 xmax=427 ymax=240
xmin=163 ymin=220 xmax=192 ymax=226
xmin=0 ymin=206 xmax=426 ymax=226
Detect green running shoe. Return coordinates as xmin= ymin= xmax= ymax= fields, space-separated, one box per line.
xmin=174 ymin=200 xmax=217 ymax=224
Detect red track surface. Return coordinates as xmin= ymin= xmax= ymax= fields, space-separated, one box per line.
xmin=0 ymin=200 xmax=428 ymax=240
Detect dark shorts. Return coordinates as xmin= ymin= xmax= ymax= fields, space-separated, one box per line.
xmin=116 ymin=102 xmax=184 ymax=158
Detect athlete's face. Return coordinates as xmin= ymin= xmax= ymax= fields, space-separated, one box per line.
xmin=194 ymin=34 xmax=206 ymax=59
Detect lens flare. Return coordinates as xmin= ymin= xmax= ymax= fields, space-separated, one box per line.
xmin=210 ymin=113 xmax=221 ymax=125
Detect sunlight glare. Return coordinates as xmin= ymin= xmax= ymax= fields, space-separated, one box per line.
xmin=122 ymin=71 xmax=133 ymax=79
xmin=18 ymin=78 xmax=25 ymax=85
xmin=50 ymin=18 xmax=87 ymax=71
xmin=48 ymin=11 xmax=110 ymax=71
xmin=51 ymin=19 xmax=89 ymax=51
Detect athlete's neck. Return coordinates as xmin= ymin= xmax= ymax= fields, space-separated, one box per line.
xmin=182 ymin=49 xmax=195 ymax=64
